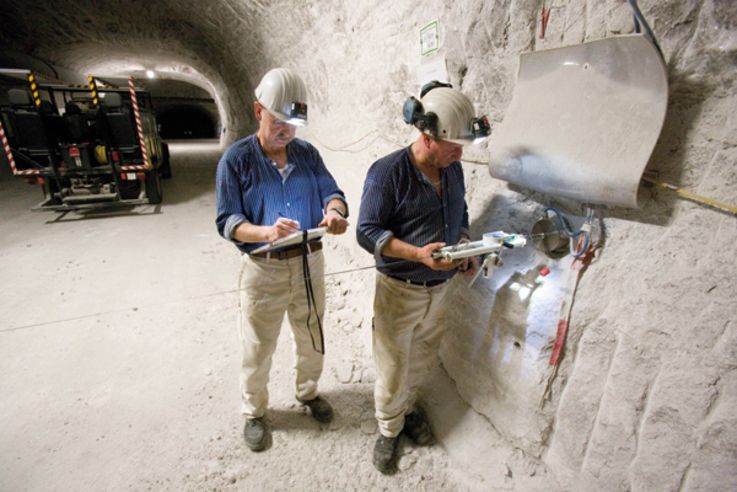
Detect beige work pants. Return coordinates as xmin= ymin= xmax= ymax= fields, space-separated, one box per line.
xmin=238 ymin=250 xmax=325 ymax=418
xmin=372 ymin=273 xmax=450 ymax=437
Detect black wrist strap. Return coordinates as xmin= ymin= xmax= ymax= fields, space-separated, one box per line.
xmin=327 ymin=208 xmax=346 ymax=218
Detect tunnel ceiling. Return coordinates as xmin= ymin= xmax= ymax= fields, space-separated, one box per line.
xmin=0 ymin=0 xmax=289 ymax=136
xmin=0 ymin=0 xmax=261 ymax=71
xmin=0 ymin=0 xmax=428 ymax=140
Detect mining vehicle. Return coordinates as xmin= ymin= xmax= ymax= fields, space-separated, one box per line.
xmin=0 ymin=69 xmax=171 ymax=211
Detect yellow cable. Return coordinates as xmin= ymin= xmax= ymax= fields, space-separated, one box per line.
xmin=642 ymin=175 xmax=737 ymax=216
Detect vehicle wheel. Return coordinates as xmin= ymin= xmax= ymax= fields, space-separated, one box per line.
xmin=144 ymin=169 xmax=163 ymax=204
xmin=159 ymin=142 xmax=172 ymax=179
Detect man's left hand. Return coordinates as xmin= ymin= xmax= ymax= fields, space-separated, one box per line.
xmin=459 ymin=255 xmax=480 ymax=277
xmin=456 ymin=236 xmax=478 ymax=276
xmin=320 ymin=209 xmax=349 ymax=235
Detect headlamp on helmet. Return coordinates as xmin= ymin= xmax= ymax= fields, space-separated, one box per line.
xmin=287 ymin=102 xmax=308 ymax=126
xmin=472 ymin=115 xmax=491 ymax=144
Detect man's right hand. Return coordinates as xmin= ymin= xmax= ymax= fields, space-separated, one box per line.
xmin=265 ymin=217 xmax=300 ymax=242
xmin=416 ymin=242 xmax=462 ymax=271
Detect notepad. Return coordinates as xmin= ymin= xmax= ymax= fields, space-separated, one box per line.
xmin=250 ymin=227 xmax=328 ymax=254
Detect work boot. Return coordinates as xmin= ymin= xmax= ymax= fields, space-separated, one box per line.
xmin=373 ymin=435 xmax=399 ymax=475
xmin=403 ymin=409 xmax=435 ymax=446
xmin=298 ymin=395 xmax=334 ymax=423
xmin=243 ymin=417 xmax=268 ymax=452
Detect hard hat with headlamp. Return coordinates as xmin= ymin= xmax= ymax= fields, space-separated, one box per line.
xmin=254 ymin=67 xmax=308 ymax=126
xmin=402 ymin=81 xmax=490 ymax=144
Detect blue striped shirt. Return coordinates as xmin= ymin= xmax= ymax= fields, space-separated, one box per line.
xmin=356 ymin=146 xmax=470 ymax=283
xmin=215 ymin=134 xmax=346 ymax=254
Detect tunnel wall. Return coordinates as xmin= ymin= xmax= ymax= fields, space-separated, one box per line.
xmin=244 ymin=1 xmax=736 ymax=490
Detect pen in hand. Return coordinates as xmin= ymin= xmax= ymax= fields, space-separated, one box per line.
xmin=273 ymin=211 xmax=301 ymax=239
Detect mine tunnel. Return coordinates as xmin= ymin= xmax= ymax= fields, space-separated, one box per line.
xmin=0 ymin=1 xmax=735 ymax=490
xmin=157 ymin=105 xmax=217 ymax=139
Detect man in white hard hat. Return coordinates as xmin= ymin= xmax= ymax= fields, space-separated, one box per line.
xmin=356 ymin=81 xmax=489 ymax=473
xmin=216 ymin=67 xmax=349 ymax=452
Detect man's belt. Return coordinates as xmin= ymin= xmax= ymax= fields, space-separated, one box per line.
xmin=388 ymin=274 xmax=448 ymax=287
xmin=250 ymin=241 xmax=322 ymax=260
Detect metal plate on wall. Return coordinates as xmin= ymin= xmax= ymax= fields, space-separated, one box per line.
xmin=489 ymin=35 xmax=668 ymax=208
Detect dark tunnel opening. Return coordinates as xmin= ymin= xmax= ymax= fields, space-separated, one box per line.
xmin=157 ymin=104 xmax=218 ymax=139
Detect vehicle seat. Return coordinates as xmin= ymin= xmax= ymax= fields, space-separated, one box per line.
xmin=99 ymin=93 xmax=139 ymax=159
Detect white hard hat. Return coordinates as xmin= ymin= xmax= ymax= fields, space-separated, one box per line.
xmin=254 ymin=67 xmax=308 ymax=126
xmin=403 ymin=82 xmax=490 ymax=145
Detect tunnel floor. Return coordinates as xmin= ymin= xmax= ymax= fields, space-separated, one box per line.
xmin=0 ymin=140 xmax=467 ymax=491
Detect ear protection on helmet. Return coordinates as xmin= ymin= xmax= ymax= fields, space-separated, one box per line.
xmin=402 ymin=96 xmax=438 ymax=135
xmin=402 ymin=96 xmax=422 ymax=125
xmin=402 ymin=80 xmax=453 ymax=136
xmin=420 ymin=80 xmax=452 ymax=98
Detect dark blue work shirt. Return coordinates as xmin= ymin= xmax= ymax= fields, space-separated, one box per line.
xmin=357 ymin=146 xmax=470 ymax=283
xmin=215 ymin=134 xmax=346 ymax=254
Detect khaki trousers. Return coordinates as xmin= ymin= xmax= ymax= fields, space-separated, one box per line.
xmin=372 ymin=273 xmax=450 ymax=437
xmin=237 ymin=250 xmax=325 ymax=418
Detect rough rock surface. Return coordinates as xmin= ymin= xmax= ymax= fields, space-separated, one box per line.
xmin=1 ymin=1 xmax=735 ymax=490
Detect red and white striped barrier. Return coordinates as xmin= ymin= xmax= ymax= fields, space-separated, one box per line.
xmin=0 ymin=119 xmax=39 ymax=176
xmin=123 ymin=76 xmax=151 ymax=171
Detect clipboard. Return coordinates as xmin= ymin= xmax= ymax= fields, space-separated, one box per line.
xmin=250 ymin=226 xmax=328 ymax=254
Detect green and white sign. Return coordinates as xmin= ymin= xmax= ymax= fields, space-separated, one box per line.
xmin=420 ymin=20 xmax=440 ymax=56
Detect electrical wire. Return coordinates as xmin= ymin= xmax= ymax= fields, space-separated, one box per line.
xmin=0 ymin=252 xmax=456 ymax=333
xmin=628 ymin=0 xmax=664 ymax=60
xmin=304 ymin=129 xmax=380 ymax=153
xmin=544 ymin=207 xmax=584 ymax=237
xmin=544 ymin=207 xmax=594 ymax=258
xmin=305 ymin=128 xmax=488 ymax=167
